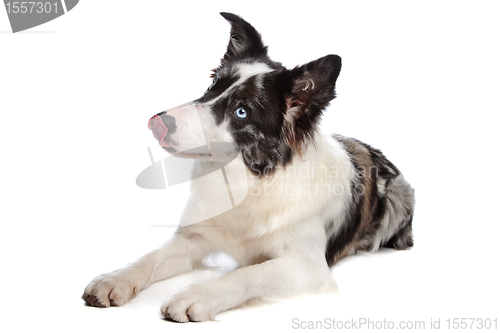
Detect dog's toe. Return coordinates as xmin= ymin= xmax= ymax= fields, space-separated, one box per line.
xmin=160 ymin=287 xmax=217 ymax=323
xmin=161 ymin=305 xmax=190 ymax=323
xmin=82 ymin=272 xmax=139 ymax=308
xmin=82 ymin=292 xmax=108 ymax=308
xmin=186 ymin=303 xmax=213 ymax=322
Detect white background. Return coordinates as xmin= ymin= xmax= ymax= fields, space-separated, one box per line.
xmin=1 ymin=1 xmax=499 ymax=332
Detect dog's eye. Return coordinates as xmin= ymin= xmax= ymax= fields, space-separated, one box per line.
xmin=234 ymin=107 xmax=247 ymax=119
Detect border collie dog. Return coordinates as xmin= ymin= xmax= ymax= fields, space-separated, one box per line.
xmin=83 ymin=13 xmax=415 ymax=322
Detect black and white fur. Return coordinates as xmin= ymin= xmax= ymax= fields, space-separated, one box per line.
xmin=83 ymin=13 xmax=415 ymax=322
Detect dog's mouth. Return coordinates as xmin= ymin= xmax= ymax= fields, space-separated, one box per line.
xmin=165 ymin=147 xmax=213 ymax=160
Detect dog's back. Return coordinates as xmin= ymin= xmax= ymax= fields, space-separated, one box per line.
xmin=326 ymin=135 xmax=415 ymax=265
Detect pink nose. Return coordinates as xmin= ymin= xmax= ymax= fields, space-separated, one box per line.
xmin=148 ymin=115 xmax=172 ymax=148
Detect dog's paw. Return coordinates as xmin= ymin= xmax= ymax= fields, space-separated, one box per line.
xmin=161 ymin=286 xmax=222 ymax=323
xmin=82 ymin=271 xmax=139 ymax=308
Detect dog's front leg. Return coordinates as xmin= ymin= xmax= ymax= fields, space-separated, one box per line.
xmin=161 ymin=252 xmax=336 ymax=322
xmin=83 ymin=231 xmax=212 ymax=307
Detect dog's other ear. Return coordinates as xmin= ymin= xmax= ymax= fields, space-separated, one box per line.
xmin=220 ymin=12 xmax=268 ymax=63
xmin=286 ymin=54 xmax=341 ymax=114
xmin=284 ymin=55 xmax=341 ymax=151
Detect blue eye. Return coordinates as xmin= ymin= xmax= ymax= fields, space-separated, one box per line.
xmin=235 ymin=107 xmax=247 ymax=119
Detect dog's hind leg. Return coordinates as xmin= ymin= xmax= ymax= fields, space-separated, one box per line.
xmin=383 ymin=213 xmax=414 ymax=250
xmin=380 ymin=175 xmax=415 ymax=250
xmin=82 ymin=231 xmax=214 ymax=308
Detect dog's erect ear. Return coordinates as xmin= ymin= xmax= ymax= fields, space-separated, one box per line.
xmin=286 ymin=54 xmax=342 ymax=114
xmin=220 ymin=12 xmax=268 ymax=63
xmin=284 ymin=55 xmax=341 ymax=151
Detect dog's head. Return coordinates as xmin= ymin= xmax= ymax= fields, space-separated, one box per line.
xmin=148 ymin=13 xmax=341 ymax=176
